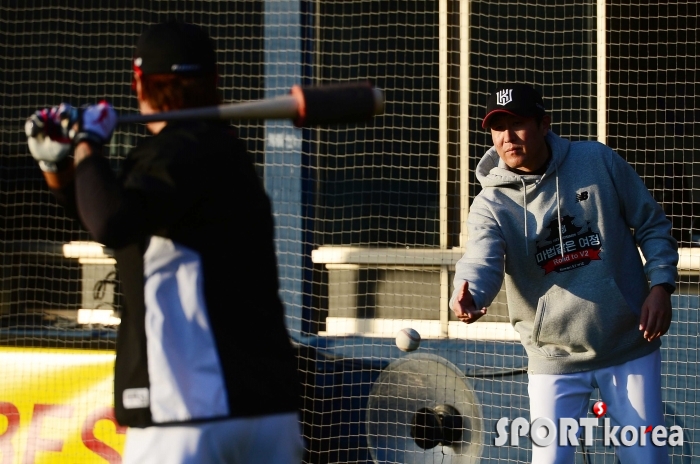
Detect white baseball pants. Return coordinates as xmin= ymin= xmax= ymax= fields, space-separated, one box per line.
xmin=122 ymin=411 xmax=304 ymax=464
xmin=528 ymin=349 xmax=669 ymax=464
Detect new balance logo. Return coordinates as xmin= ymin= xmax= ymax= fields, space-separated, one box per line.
xmin=576 ymin=191 xmax=589 ymax=202
xmin=497 ymin=89 xmax=513 ymax=106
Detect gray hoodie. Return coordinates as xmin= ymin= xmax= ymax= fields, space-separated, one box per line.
xmin=451 ymin=131 xmax=678 ymax=375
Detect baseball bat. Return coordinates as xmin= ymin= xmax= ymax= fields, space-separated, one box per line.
xmin=118 ymin=81 xmax=384 ymax=128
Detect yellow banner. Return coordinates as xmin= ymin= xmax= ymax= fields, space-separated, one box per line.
xmin=0 ymin=347 xmax=124 ymax=463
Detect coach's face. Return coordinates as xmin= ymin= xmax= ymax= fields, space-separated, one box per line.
xmin=489 ymin=113 xmax=551 ymax=173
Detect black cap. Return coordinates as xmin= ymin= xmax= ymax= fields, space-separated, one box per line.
xmin=482 ymin=83 xmax=546 ymax=129
xmin=133 ymin=21 xmax=217 ymax=77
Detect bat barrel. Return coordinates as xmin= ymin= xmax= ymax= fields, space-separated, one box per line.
xmin=293 ymin=81 xmax=384 ymax=127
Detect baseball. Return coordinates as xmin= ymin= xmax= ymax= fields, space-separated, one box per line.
xmin=396 ymin=328 xmax=421 ymax=352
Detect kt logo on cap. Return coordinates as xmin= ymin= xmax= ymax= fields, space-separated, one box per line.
xmin=496 ymin=89 xmax=513 ymax=106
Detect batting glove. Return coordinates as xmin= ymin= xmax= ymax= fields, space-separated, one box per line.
xmin=69 ymin=101 xmax=118 ymax=147
xmin=25 ymin=103 xmax=77 ymax=172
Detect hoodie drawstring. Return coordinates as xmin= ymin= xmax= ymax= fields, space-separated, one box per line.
xmin=520 ymin=177 xmax=529 ymax=256
xmin=521 ymin=166 xmax=564 ymax=258
xmin=555 ymin=164 xmax=564 ymax=258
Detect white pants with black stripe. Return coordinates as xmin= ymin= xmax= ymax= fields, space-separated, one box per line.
xmin=528 ymin=349 xmax=669 ymax=464
xmin=123 ymin=412 xmax=304 ymax=464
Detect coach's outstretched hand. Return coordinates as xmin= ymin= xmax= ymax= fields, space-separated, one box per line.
xmin=25 ymin=103 xmax=76 ymax=172
xmin=452 ymin=281 xmax=487 ymax=324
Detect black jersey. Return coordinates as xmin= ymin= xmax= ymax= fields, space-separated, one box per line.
xmin=64 ymin=121 xmax=300 ymax=427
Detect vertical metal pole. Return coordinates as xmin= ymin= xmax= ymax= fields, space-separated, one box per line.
xmin=265 ymin=1 xmax=303 ymax=336
xmin=439 ymin=0 xmax=449 ymax=252
xmin=459 ymin=0 xmax=471 ymax=250
xmin=597 ymin=0 xmax=607 ymax=144
xmin=438 ymin=0 xmax=450 ymax=338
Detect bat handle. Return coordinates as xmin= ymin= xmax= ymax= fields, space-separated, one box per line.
xmin=116 ymin=81 xmax=385 ymax=126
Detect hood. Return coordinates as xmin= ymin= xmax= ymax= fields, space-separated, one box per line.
xmin=474 ymin=131 xmax=572 ymax=257
xmin=475 ymin=131 xmax=571 ymax=189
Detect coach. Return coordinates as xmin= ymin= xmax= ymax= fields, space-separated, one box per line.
xmin=451 ymin=83 xmax=678 ymax=463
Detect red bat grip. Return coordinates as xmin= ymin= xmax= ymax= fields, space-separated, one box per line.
xmin=292 ymin=81 xmax=382 ymax=127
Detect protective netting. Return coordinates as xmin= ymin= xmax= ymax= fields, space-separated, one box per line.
xmin=0 ymin=1 xmax=697 ymax=463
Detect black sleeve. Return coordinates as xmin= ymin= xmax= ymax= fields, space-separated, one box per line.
xmin=74 ymin=145 xmax=201 ymax=249
xmin=73 ymin=155 xmax=148 ymax=248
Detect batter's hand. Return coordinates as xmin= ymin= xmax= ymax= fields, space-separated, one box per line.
xmin=452 ymin=281 xmax=487 ymax=324
xmin=639 ymin=285 xmax=673 ymax=342
xmin=70 ymin=101 xmax=118 ymax=147
xmin=25 ymin=104 xmax=77 ymax=172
